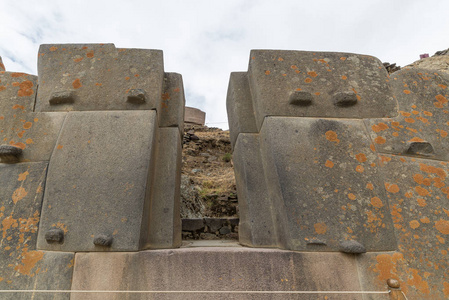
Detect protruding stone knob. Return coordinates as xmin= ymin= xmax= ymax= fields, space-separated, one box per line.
xmin=339 ymin=240 xmax=366 ymax=254
xmin=333 ymin=92 xmax=358 ymax=107
xmin=94 ymin=234 xmax=113 ymax=247
xmin=0 ymin=145 xmax=22 ymax=163
xmin=306 ymin=238 xmax=327 ymax=245
xmin=406 ymin=141 xmax=434 ymax=156
xmin=49 ymin=91 xmax=75 ymax=105
xmin=45 ymin=228 xmax=64 ymax=244
xmin=387 ymin=278 xmax=400 ymax=288
xmin=289 ymin=91 xmax=313 ymax=106
xmin=127 ymin=89 xmax=147 ymax=104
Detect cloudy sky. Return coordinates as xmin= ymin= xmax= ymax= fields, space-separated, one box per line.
xmin=1 ymin=0 xmax=448 ymax=129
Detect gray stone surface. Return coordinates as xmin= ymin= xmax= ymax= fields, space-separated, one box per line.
xmin=0 ymin=162 xmax=74 ymax=299
xmin=233 ymin=133 xmax=277 ymax=247
xmin=143 ymin=127 xmax=182 ymax=249
xmin=35 ymin=44 xmax=164 ymax=112
xmin=366 ymin=68 xmax=449 ymax=161
xmin=159 ymin=73 xmax=185 ymax=135
xmin=37 ymin=110 xmax=159 ymax=251
xmin=226 ymin=72 xmax=258 ymax=149
xmin=247 ymin=50 xmax=398 ymax=130
xmin=339 ymin=240 xmax=366 ymax=254
xmin=71 ymin=248 xmax=365 ymax=300
xmin=258 ymin=117 xmax=396 ymax=251
xmin=0 ymin=71 xmax=66 ymax=162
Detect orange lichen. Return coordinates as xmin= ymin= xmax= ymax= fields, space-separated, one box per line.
xmin=264 ymin=70 xmax=270 ymax=75
xmin=304 ymin=78 xmax=312 ymax=83
xmin=409 ymin=137 xmax=425 ymax=143
xmin=18 ymin=80 xmax=34 ymax=97
xmin=366 ymin=183 xmax=374 ymax=190
xmin=385 ymin=183 xmax=400 ymax=193
xmin=415 ymin=186 xmax=429 ymax=197
xmin=404 ymin=118 xmax=415 ymax=123
xmin=438 ymin=84 xmax=447 ymax=89
xmin=14 ymin=250 xmax=44 ymax=276
xmin=325 ymin=131 xmax=340 ymax=144
xmin=18 ymin=171 xmax=29 ymax=181
xmin=356 ymin=165 xmax=364 ymax=173
xmin=314 ymin=223 xmax=327 ymax=234
xmin=374 ymin=136 xmax=386 ymax=144
xmin=307 ymin=71 xmax=317 ymax=77
xmin=72 ymin=78 xmax=82 ymax=89
xmin=403 ymin=90 xmax=411 ymax=94
xmin=23 ymin=122 xmax=32 ymax=129
xmin=420 ymin=217 xmax=430 ymax=223
xmin=12 ymin=187 xmax=27 ymax=204
xmin=347 ymin=193 xmax=356 ymax=200
xmin=57 ymin=145 xmax=63 ymax=150
xmin=371 ymin=123 xmax=388 ymax=133
xmin=325 ymin=160 xmax=334 ymax=168
xmin=409 ymin=220 xmax=420 ymax=229
xmin=435 ymin=219 xmax=449 ymax=234
xmin=74 ymin=57 xmax=83 ymax=62
xmin=49 ymin=46 xmax=57 ymax=51
xmin=371 ymin=197 xmax=383 ymax=208
xmin=86 ymin=51 xmax=94 ymax=58
xmin=407 ymin=269 xmax=430 ymax=295
xmin=355 ymin=153 xmax=367 ymax=163
xmin=341 ymin=75 xmax=347 ymax=80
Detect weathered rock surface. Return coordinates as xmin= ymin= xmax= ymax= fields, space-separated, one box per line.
xmin=37 ymin=111 xmax=159 ymax=251
xmin=71 ymin=248 xmax=366 ymax=300
xmin=246 ymin=50 xmax=397 ymax=130
xmin=0 ymin=162 xmax=74 ymax=299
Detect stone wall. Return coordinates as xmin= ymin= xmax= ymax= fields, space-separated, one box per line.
xmin=227 ymin=50 xmax=449 ymax=299
xmin=0 ymin=44 xmax=184 ymax=295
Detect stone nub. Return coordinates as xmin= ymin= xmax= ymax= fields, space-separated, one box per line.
xmin=45 ymin=228 xmax=64 ymax=244
xmin=0 ymin=145 xmax=23 ymax=163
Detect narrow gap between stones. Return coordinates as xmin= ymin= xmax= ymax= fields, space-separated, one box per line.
xmin=180 ymin=123 xmax=239 ymax=242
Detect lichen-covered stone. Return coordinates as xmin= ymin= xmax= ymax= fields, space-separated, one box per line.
xmin=366 ymin=68 xmax=449 ymax=160
xmin=36 ymin=44 xmax=164 ymax=112
xmin=0 ymin=162 xmax=74 ymax=299
xmin=247 ymin=50 xmax=398 ymax=130
xmin=0 ymin=71 xmax=66 ymax=162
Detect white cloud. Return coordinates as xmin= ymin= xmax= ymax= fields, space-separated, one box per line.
xmin=1 ymin=0 xmax=449 ymax=128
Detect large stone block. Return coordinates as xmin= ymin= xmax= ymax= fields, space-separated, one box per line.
xmin=37 ymin=110 xmax=160 ymax=251
xmin=0 ymin=71 xmax=66 ymax=162
xmin=159 ymin=72 xmax=185 ymax=134
xmin=366 ymin=68 xmax=449 ymax=161
xmin=247 ymin=50 xmax=398 ymax=130
xmin=233 ymin=133 xmax=277 ymax=247
xmin=0 ymin=162 xmax=74 ymax=299
xmin=226 ymin=72 xmax=258 ymax=149
xmin=70 ymin=248 xmax=366 ymax=300
xmin=35 ymin=44 xmax=164 ymax=112
xmin=143 ymin=127 xmax=182 ymax=249
xmin=258 ymin=117 xmax=396 ymax=251
xmin=366 ymin=154 xmax=449 ymax=299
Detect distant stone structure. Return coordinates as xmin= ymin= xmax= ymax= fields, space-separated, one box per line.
xmin=184 ymin=106 xmax=206 ymax=125
xmin=228 ymin=50 xmax=449 ymax=299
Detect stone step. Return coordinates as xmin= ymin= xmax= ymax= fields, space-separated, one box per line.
xmin=70 ymin=247 xmax=391 ymax=300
